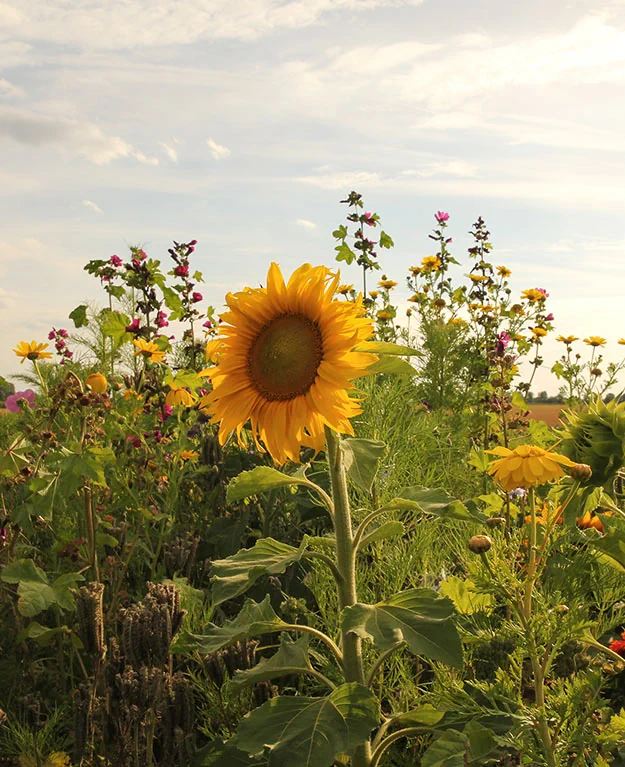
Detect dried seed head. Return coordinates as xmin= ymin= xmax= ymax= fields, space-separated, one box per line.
xmin=468 ymin=535 xmax=492 ymax=554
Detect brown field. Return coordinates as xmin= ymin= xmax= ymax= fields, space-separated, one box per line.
xmin=525 ymin=403 xmax=564 ymax=427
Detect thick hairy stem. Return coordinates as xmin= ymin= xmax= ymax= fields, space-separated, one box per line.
xmin=325 ymin=427 xmax=371 ymax=767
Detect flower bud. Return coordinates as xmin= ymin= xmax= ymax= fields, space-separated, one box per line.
xmin=468 ymin=535 xmax=492 ymax=554
xmin=86 ymin=373 xmax=108 ymax=394
xmin=486 ymin=517 xmax=506 ymax=529
xmin=569 ymin=463 xmax=593 ymax=482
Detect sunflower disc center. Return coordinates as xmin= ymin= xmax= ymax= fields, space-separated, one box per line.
xmin=248 ymin=314 xmax=323 ymax=400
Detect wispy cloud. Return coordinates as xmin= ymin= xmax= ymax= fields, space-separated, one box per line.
xmin=296 ymin=218 xmax=317 ymax=230
xmin=82 ymin=199 xmax=103 ymax=214
xmin=206 ymin=137 xmax=231 ymax=160
xmin=159 ymin=141 xmax=178 ymax=162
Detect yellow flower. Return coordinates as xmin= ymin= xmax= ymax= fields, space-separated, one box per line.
xmin=133 ymin=339 xmax=166 ymax=363
xmin=337 ymin=284 xmax=353 ymax=295
xmin=85 ymin=373 xmax=108 ymax=393
xmin=407 ymin=294 xmax=419 ymax=303
xmin=619 ymin=339 xmax=625 ymax=345
xmin=510 ymin=303 xmax=524 ymax=315
xmin=421 ymin=256 xmax=441 ymax=271
xmin=20 ymin=753 xmax=72 ymax=767
xmin=584 ymin=336 xmax=606 ymax=347
xmin=198 ymin=262 xmax=376 ymax=464
xmin=376 ymin=309 xmax=394 ymax=321
xmin=531 ymin=327 xmax=547 ymax=338
xmin=368 ymin=290 xmax=380 ymax=299
xmin=179 ymin=450 xmax=199 ymax=462
xmin=378 ymin=279 xmax=397 ymax=290
xmin=165 ymin=387 xmax=197 ymax=407
xmin=521 ymin=288 xmax=546 ymax=303
xmin=497 ymin=266 xmax=511 ymax=278
xmin=123 ymin=388 xmax=141 ymax=400
xmin=409 ymin=266 xmax=422 ymax=276
xmin=448 ymin=317 xmax=466 ymax=327
xmin=13 ymin=341 xmax=53 ymax=364
xmin=432 ymin=298 xmax=446 ymax=308
xmin=487 ymin=444 xmax=576 ymax=491
xmin=557 ymin=335 xmax=578 ymax=345
xmin=467 ymin=273 xmax=489 ymax=283
xmin=205 ymin=338 xmax=227 ymax=363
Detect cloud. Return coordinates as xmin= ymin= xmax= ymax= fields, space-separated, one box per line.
xmin=206 ymin=137 xmax=231 ymax=160
xmin=0 ymin=77 xmax=24 ymax=98
xmin=296 ymin=218 xmax=316 ymax=230
xmin=82 ymin=199 xmax=103 ymax=214
xmin=159 ymin=141 xmax=178 ymax=162
xmin=0 ymin=107 xmax=158 ymax=165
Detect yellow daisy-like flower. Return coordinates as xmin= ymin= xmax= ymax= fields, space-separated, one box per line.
xmin=376 ymin=309 xmax=394 ymax=321
xmin=584 ymin=336 xmax=606 ymax=347
xmin=13 ymin=341 xmax=53 ymax=364
xmin=85 ymin=373 xmax=108 ymax=393
xmin=378 ymin=279 xmax=397 ymax=290
xmin=448 ymin=317 xmax=467 ymax=327
xmin=487 ymin=444 xmax=576 ymax=491
xmin=133 ymin=339 xmax=166 ymax=363
xmin=497 ymin=266 xmax=511 ymax=278
xmin=20 ymin=753 xmax=72 ymax=767
xmin=199 ymin=262 xmax=376 ymax=464
xmin=510 ymin=303 xmax=524 ymax=315
xmin=368 ymin=290 xmax=380 ymax=299
xmin=165 ymin=387 xmax=197 ymax=407
xmin=432 ymin=298 xmax=446 ymax=308
xmin=531 ymin=327 xmax=547 ymax=338
xmin=557 ymin=335 xmax=578 ymax=345
xmin=421 ymin=256 xmax=442 ymax=271
xmin=179 ymin=450 xmax=199 ymax=462
xmin=618 ymin=339 xmax=625 ymax=345
xmin=409 ymin=266 xmax=422 ymax=276
xmin=521 ymin=288 xmax=546 ymax=303
xmin=337 ymin=284 xmax=353 ymax=295
xmin=407 ymin=294 xmax=420 ymax=303
xmin=467 ymin=273 xmax=489 ymax=283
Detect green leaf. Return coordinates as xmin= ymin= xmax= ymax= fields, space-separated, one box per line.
xmin=18 ymin=621 xmax=72 ymax=646
xmin=355 ymin=341 xmax=420 ymax=356
xmin=172 ymin=596 xmax=287 ymax=655
xmin=588 ymin=525 xmax=625 ymax=572
xmin=439 ymin=577 xmax=494 ymax=615
xmin=231 ymin=634 xmax=312 ymax=690
xmin=367 ymin=356 xmax=415 ymax=376
xmin=100 ymin=310 xmax=132 ymax=348
xmin=232 ymin=683 xmax=379 ymax=767
xmin=332 ymin=225 xmax=348 ymax=240
xmin=211 ymin=537 xmax=307 ymax=607
xmin=358 ymin=521 xmax=405 ymax=550
xmin=162 ymin=286 xmax=184 ymax=320
xmin=334 ymin=243 xmax=356 ymax=264
xmin=379 ymin=230 xmax=394 ymax=249
xmin=386 ymin=487 xmax=485 ymax=522
xmin=1 ymin=560 xmax=83 ymax=617
xmin=510 ymin=391 xmax=526 ymax=410
xmin=341 ymin=438 xmax=386 ymax=492
xmin=394 ymin=704 xmax=445 ymax=727
xmin=227 ymin=467 xmax=304 ymax=504
xmin=69 ymin=304 xmax=89 ymax=328
xmin=342 ymin=588 xmax=463 ymax=667
xmin=477 ymin=493 xmax=504 ymax=513
xmin=421 ymin=729 xmax=467 ymax=767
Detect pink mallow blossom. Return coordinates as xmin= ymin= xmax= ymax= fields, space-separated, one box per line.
xmin=110 ymin=255 xmax=123 ymax=267
xmin=545 ymin=313 xmax=554 ymax=322
xmin=125 ymin=318 xmax=141 ymax=334
xmin=174 ymin=264 xmax=189 ymax=277
xmin=363 ymin=212 xmax=375 ymax=226
xmin=192 ymin=292 xmax=203 ymax=303
xmin=155 ymin=311 xmax=169 ymax=329
xmin=5 ymin=389 xmax=37 ymax=413
xmin=435 ymin=211 xmax=450 ymax=223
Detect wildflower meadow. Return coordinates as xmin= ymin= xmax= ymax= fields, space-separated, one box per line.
xmin=4 ymin=194 xmax=625 ymax=767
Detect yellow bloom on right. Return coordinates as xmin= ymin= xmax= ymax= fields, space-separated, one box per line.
xmin=487 ymin=444 xmax=576 ymax=491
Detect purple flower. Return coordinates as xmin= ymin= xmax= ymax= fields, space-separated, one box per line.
xmin=190 ymin=239 xmax=198 ymax=246
xmin=192 ymin=292 xmax=203 ymax=303
xmin=160 ymin=404 xmax=173 ymax=422
xmin=435 ymin=211 xmax=450 ymax=223
xmin=203 ymin=320 xmax=213 ymax=329
xmin=110 ymin=255 xmax=123 ymax=267
xmin=126 ymin=435 xmax=142 ymax=449
xmin=545 ymin=313 xmax=554 ymax=322
xmin=155 ymin=311 xmax=169 ymax=329
xmin=5 ymin=389 xmax=37 ymax=413
xmin=509 ymin=488 xmax=527 ymax=500
xmin=495 ymin=331 xmax=511 ymax=357
xmin=48 ymin=330 xmax=56 ymax=340
xmin=174 ymin=264 xmax=189 ymax=277
xmin=125 ymin=318 xmax=141 ymax=334
xmin=363 ymin=212 xmax=375 ymax=226
xmin=58 ymin=328 xmax=69 ymax=338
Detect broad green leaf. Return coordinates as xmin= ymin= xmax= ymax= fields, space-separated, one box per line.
xmin=69 ymin=304 xmax=89 ymax=328
xmin=385 ymin=486 xmax=485 ymax=522
xmin=477 ymin=493 xmax=504 ymax=513
xmin=232 ymin=683 xmax=379 ymax=767
xmin=100 ymin=310 xmax=132 ymax=348
xmin=1 ymin=560 xmax=83 ymax=617
xmin=439 ymin=577 xmax=493 ymax=615
xmin=342 ymin=589 xmax=463 ymax=667
xmin=172 ymin=596 xmax=287 ymax=655
xmin=588 ymin=525 xmax=625 ymax=572
xmin=394 ymin=704 xmax=445 ymax=727
xmin=231 ymin=634 xmax=312 ymax=690
xmin=358 ymin=521 xmax=405 ymax=550
xmin=421 ymin=729 xmax=467 ymax=767
xmin=227 ymin=467 xmax=304 ymax=503
xmin=355 ymin=342 xmax=420 ymax=356
xmin=332 ymin=225 xmax=348 ymax=240
xmin=510 ymin=391 xmax=526 ymax=410
xmin=18 ymin=621 xmax=72 ymax=646
xmin=379 ymin=230 xmax=394 ymax=249
xmin=341 ymin=438 xmax=386 ymax=492
xmin=211 ymin=537 xmax=307 ymax=606
xmin=335 ymin=243 xmax=356 ymax=264
xmin=464 ymin=721 xmax=498 ymax=764
xmin=367 ymin=356 xmax=415 ymax=376
xmin=197 ymin=740 xmax=268 ymax=766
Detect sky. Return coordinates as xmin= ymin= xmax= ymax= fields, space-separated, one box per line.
xmin=2 ymin=0 xmax=625 ymax=394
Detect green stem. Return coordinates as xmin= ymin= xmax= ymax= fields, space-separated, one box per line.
xmin=302 ymin=551 xmax=344 ymax=585
xmin=524 ymin=488 xmax=537 ymax=619
xmin=325 ymin=427 xmax=371 ymax=767
xmin=370 ymin=727 xmax=430 ymax=767
xmin=366 ymin=642 xmax=404 ymax=686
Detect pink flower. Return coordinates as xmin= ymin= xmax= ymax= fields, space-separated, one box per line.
xmin=192 ymin=292 xmax=203 ymax=303
xmin=110 ymin=255 xmax=123 ymax=267
xmin=155 ymin=311 xmax=169 ymax=329
xmin=48 ymin=330 xmax=56 ymax=340
xmin=363 ymin=212 xmax=375 ymax=227
xmin=160 ymin=404 xmax=173 ymax=422
xmin=126 ymin=435 xmax=142 ymax=448
xmin=435 ymin=211 xmax=450 ymax=223
xmin=125 ymin=318 xmax=141 ymax=334
xmin=136 ymin=249 xmax=147 ymax=261
xmin=203 ymin=320 xmax=213 ymax=329
xmin=537 ymin=288 xmax=549 ymax=297
xmin=190 ymin=239 xmax=198 ymax=246
xmin=5 ymin=389 xmax=37 ymax=413
xmin=174 ymin=264 xmax=189 ymax=277
xmin=58 ymin=329 xmax=69 ymax=338
xmin=545 ymin=313 xmax=554 ymax=322
xmin=495 ymin=331 xmax=511 ymax=357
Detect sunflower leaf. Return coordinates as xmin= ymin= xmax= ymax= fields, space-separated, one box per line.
xmin=230 ymin=634 xmax=312 ymax=690
xmin=342 ymin=588 xmax=463 ymax=667
xmin=226 ymin=467 xmax=304 ymax=503
xmin=355 ymin=341 xmax=420 ymax=356
xmin=210 ymin=537 xmax=308 ymax=606
xmin=341 ymin=438 xmax=386 ymax=492
xmin=367 ymin=356 xmax=416 ymax=376
xmin=384 ymin=487 xmax=485 ymax=522
xmin=172 ymin=596 xmax=287 ymax=654
xmin=358 ymin=521 xmax=405 ymax=550
xmin=231 ymin=683 xmax=379 ymax=767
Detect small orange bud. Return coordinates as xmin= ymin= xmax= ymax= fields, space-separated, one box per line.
xmin=86 ymin=373 xmax=108 ymax=394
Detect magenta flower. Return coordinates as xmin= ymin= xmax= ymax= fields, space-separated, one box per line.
xmin=537 ymin=288 xmax=549 ymax=297
xmin=545 ymin=313 xmax=554 ymax=322
xmin=155 ymin=311 xmax=169 ymax=329
xmin=125 ymin=318 xmax=141 ymax=334
xmin=435 ymin=211 xmax=450 ymax=223
xmin=58 ymin=329 xmax=69 ymax=338
xmin=48 ymin=330 xmax=56 ymax=340
xmin=5 ymin=389 xmax=37 ymax=413
xmin=136 ymin=249 xmax=147 ymax=261
xmin=192 ymin=292 xmax=203 ymax=303
xmin=190 ymin=239 xmax=198 ymax=246
xmin=126 ymin=435 xmax=142 ymax=448
xmin=495 ymin=331 xmax=511 ymax=357
xmin=160 ymin=404 xmax=174 ymax=422
xmin=203 ymin=320 xmax=213 ymax=329
xmin=110 ymin=255 xmax=123 ymax=267
xmin=174 ymin=264 xmax=189 ymax=277
xmin=363 ymin=212 xmax=375 ymax=227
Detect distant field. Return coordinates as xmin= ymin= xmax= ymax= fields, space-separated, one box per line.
xmin=525 ymin=403 xmax=564 ymax=426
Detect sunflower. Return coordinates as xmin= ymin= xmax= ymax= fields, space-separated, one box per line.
xmin=368 ymin=290 xmax=380 ymax=299
xmin=199 ymin=262 xmax=376 ymax=464
xmin=521 ymin=288 xmax=546 ymax=303
xmin=619 ymin=339 xmax=625 ymax=346
xmin=337 ymin=284 xmax=353 ymax=295
xmin=376 ymin=309 xmax=394 ymax=321
xmin=557 ymin=335 xmax=578 ymax=345
xmin=497 ymin=266 xmax=511 ymax=278
xmin=584 ymin=336 xmax=606 ymax=347
xmin=165 ymin=387 xmax=197 ymax=407
xmin=13 ymin=341 xmax=53 ymax=364
xmin=378 ymin=279 xmax=397 ymax=290
xmin=179 ymin=450 xmax=199 ymax=462
xmin=421 ymin=256 xmax=441 ymax=271
xmin=531 ymin=327 xmax=547 ymax=338
xmin=467 ymin=273 xmax=489 ymax=283
xmin=409 ymin=266 xmax=422 ymax=276
xmin=133 ymin=339 xmax=166 ymax=363
xmin=407 ymin=294 xmax=420 ymax=303
xmin=487 ymin=444 xmax=576 ymax=491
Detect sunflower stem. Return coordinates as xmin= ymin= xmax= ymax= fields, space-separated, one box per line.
xmin=325 ymin=426 xmax=371 ymax=767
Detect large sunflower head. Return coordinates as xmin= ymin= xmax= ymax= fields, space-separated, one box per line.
xmin=199 ymin=262 xmax=376 ymax=464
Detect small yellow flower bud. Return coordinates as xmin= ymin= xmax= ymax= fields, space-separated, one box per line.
xmin=85 ymin=373 xmax=108 ymax=393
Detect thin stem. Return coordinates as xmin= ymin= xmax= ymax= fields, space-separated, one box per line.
xmin=302 ymin=551 xmax=344 ymax=585
xmin=279 ymin=624 xmax=343 ymax=668
xmin=370 ymin=727 xmax=430 ymax=767
xmin=366 ymin=642 xmax=404 ymax=686
xmin=353 ymin=508 xmax=388 ymax=552
xmin=524 ymin=488 xmax=537 ymax=619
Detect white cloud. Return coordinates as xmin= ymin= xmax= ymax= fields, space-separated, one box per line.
xmin=206 ymin=136 xmax=231 ymax=160
xmin=0 ymin=77 xmax=24 ymax=98
xmin=296 ymin=218 xmax=316 ymax=230
xmin=82 ymin=199 xmax=103 ymax=214
xmin=159 ymin=141 xmax=178 ymax=162
xmin=0 ymin=107 xmax=158 ymax=165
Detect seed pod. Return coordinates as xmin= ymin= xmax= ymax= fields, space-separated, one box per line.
xmin=569 ymin=463 xmax=593 ymax=483
xmin=468 ymin=535 xmax=492 ymax=554
xmin=486 ymin=517 xmax=506 ymax=529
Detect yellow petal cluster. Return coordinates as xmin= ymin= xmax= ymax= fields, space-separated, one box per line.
xmin=13 ymin=341 xmax=53 ymax=364
xmin=86 ymin=373 xmax=108 ymax=393
xmin=584 ymin=336 xmax=606 ymax=347
xmin=133 ymin=339 xmax=166 ymax=363
xmin=165 ymin=387 xmax=197 ymax=407
xmin=487 ymin=444 xmax=576 ymax=491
